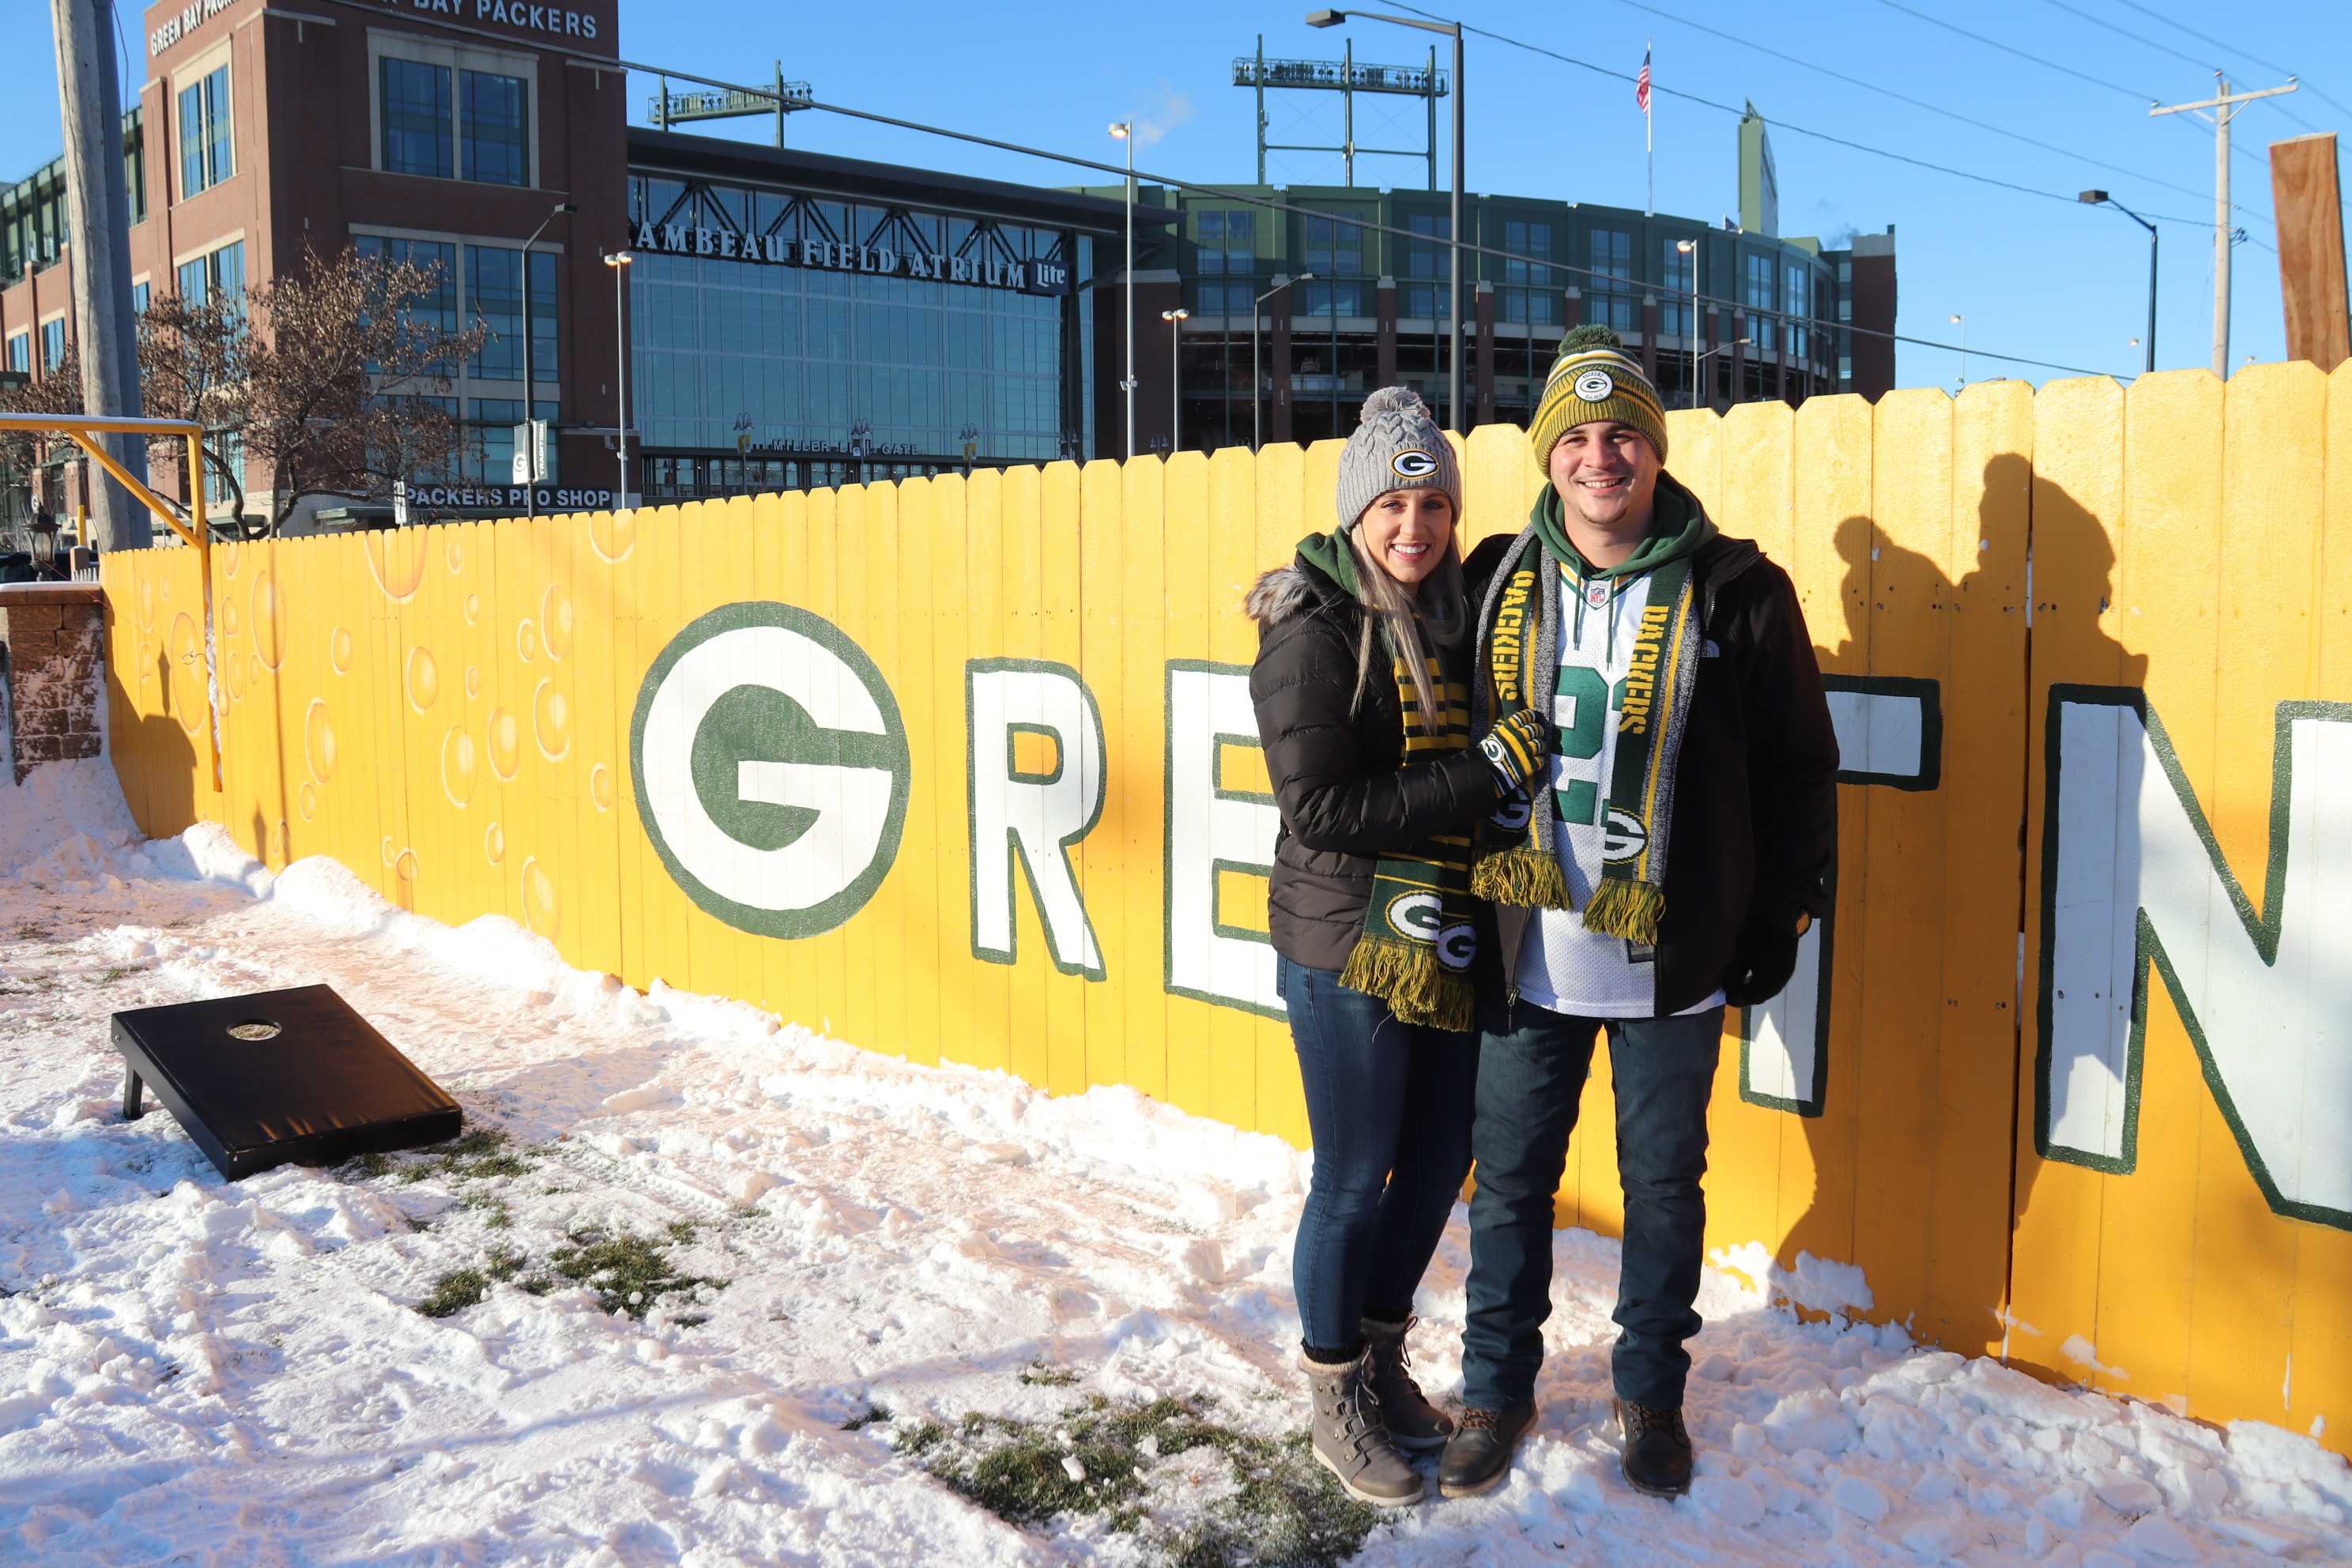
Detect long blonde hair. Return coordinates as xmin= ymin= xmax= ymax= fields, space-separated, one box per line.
xmin=1344 ymin=522 xmax=1466 ymax=721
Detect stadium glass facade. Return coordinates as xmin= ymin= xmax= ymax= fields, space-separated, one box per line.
xmin=624 ymin=136 xmax=1119 ymax=503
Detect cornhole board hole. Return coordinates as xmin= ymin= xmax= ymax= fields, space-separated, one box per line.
xmin=112 ymin=983 xmax=462 ymax=1181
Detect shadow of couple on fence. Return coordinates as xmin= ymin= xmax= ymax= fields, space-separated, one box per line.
xmin=1762 ymin=451 xmax=2147 ymax=1372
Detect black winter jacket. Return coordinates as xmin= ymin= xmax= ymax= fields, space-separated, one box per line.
xmin=1247 ymin=556 xmax=1502 ymax=972
xmin=1464 ymin=529 xmax=1840 ymax=1022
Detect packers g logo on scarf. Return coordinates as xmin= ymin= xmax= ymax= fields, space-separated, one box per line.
xmin=1491 ymin=793 xmax=1532 ymax=832
xmin=1390 ymin=449 xmax=1440 ymax=479
xmin=1601 ymin=806 xmax=1649 ymax=865
xmin=1572 ymin=368 xmax=1616 ymax=401
xmin=1385 ymin=892 xmax=1474 ymax=972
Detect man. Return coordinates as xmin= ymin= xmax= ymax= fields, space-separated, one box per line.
xmin=1441 ymin=326 xmax=1838 ymax=1500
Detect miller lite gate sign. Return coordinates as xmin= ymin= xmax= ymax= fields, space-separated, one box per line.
xmin=100 ymin=364 xmax=2352 ymax=1451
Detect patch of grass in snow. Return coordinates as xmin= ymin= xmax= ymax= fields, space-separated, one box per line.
xmin=1020 ymin=1363 xmax=1080 ymax=1388
xmin=93 ymin=963 xmax=150 ymax=985
xmin=903 ymin=1393 xmax=1380 ymax=1566
xmin=416 ymin=1246 xmax=530 ymax=1317
xmin=841 ymin=1400 xmax=893 ymax=1432
xmin=547 ymin=1227 xmax=725 ymax=1321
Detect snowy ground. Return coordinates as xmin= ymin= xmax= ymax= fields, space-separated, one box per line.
xmin=2 ymin=760 xmax=2350 ymax=1567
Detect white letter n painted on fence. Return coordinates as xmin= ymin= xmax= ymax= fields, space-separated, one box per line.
xmin=967 ymin=659 xmax=1106 ymax=978
xmin=2041 ymin=688 xmax=2352 ymax=1230
xmin=1166 ymin=662 xmax=1283 ymax=1017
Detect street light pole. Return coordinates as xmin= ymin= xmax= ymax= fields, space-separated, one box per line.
xmin=1675 ymin=236 xmax=1699 ymax=408
xmin=1308 ymin=9 xmax=1464 ymax=432
xmin=2079 ymin=190 xmax=2158 ymax=375
xmin=1252 ymin=272 xmax=1310 ymax=451
xmin=519 ymin=200 xmax=575 ymax=522
xmin=603 ymin=251 xmax=633 ymax=511
xmin=1110 ymin=121 xmax=1136 ymax=459
xmin=1162 ymin=307 xmax=1191 ymax=453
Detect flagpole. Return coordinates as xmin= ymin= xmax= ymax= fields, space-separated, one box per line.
xmin=1643 ymin=40 xmax=1653 ymax=217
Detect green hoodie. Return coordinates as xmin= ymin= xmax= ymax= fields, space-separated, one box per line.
xmin=1529 ymin=469 xmax=1717 ymax=580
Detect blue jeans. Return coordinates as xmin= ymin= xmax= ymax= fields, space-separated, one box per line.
xmin=1460 ymin=1003 xmax=1724 ymax=1411
xmin=1279 ymin=954 xmax=1479 ymax=1355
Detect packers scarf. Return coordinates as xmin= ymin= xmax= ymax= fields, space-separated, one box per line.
xmin=1470 ymin=477 xmax=1715 ymax=944
xmin=1294 ymin=533 xmax=1479 ymax=1031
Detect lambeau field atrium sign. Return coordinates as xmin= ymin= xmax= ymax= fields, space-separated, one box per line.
xmin=628 ymin=221 xmax=1071 ymax=296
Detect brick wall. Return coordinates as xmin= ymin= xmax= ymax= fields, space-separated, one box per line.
xmin=0 ymin=583 xmax=104 ymax=784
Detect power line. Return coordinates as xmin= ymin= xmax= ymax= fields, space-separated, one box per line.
xmin=778 ymin=91 xmax=2135 ymax=381
xmin=1605 ymin=0 xmax=2232 ymax=219
xmin=2105 ymin=0 xmax=2352 ymax=122
xmin=2042 ymin=0 xmax=2320 ymax=134
xmin=1382 ymin=2 xmax=2229 ymax=233
xmin=1865 ymin=0 xmax=2275 ymax=187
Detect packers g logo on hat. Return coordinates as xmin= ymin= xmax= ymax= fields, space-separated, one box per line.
xmin=1390 ymin=449 xmax=1440 ymax=479
xmin=1572 ymin=368 xmax=1617 ymax=402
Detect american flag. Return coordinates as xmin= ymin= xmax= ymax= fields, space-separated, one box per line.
xmin=1635 ymin=46 xmax=1652 ymax=116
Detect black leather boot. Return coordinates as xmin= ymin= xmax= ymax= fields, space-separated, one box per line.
xmin=1436 ymin=1399 xmax=1536 ymax=1498
xmin=1615 ymin=1399 xmax=1694 ymax=1498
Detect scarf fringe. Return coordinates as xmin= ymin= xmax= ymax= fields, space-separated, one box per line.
xmin=1472 ymin=846 xmax=1572 ymax=910
xmin=1581 ymin=879 xmax=1664 ymax=943
xmin=1340 ymin=933 xmax=1476 ymax=1031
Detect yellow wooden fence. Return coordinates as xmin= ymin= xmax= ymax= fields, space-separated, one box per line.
xmin=99 ymin=362 xmax=2352 ymax=1453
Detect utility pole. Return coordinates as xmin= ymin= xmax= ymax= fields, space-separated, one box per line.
xmin=51 ymin=0 xmax=149 ymax=550
xmin=2152 ymin=74 xmax=2299 ymax=378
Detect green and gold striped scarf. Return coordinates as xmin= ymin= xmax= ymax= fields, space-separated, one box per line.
xmin=1470 ymin=481 xmax=1714 ymax=944
xmin=1339 ymin=651 xmax=1480 ymax=1031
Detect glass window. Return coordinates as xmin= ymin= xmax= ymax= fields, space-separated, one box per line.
xmin=1588 ymin=228 xmax=1634 ymax=332
xmin=40 ymin=319 xmax=65 ymax=371
xmin=1743 ymin=252 xmax=1777 ymax=353
xmin=175 ymin=239 xmax=243 ymax=312
xmin=379 ymin=58 xmax=453 ymax=179
xmin=466 ymin=244 xmax=557 ymax=382
xmin=179 ymin=66 xmax=232 ymax=197
xmin=131 ymin=281 xmax=150 ymax=316
xmin=205 ymin=428 xmax=243 ymax=508
xmin=1405 ymin=213 xmax=1449 ymax=282
xmin=1785 ymin=263 xmax=1810 ymax=359
xmin=1503 ymin=219 xmax=1553 ymax=285
xmin=1306 ymin=214 xmax=1363 ymax=281
xmin=1838 ymin=355 xmax=1853 ymax=383
xmin=461 ymin=70 xmax=529 ymax=187
xmin=1660 ymin=239 xmax=1695 ymax=334
xmin=6 ymin=333 xmax=26 ymax=372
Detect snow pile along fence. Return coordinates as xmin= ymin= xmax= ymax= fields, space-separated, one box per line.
xmin=93 ymin=361 xmax=2352 ymax=1454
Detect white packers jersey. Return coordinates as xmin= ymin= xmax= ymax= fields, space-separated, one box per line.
xmin=1514 ymin=563 xmax=1727 ymax=1020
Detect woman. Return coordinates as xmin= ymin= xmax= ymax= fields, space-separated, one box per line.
xmin=1246 ymin=386 xmax=1556 ymax=1506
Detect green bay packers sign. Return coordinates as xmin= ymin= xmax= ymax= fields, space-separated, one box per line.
xmin=631 ymin=603 xmax=912 ymax=939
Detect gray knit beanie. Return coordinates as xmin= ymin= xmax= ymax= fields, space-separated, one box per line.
xmin=1334 ymin=386 xmax=1461 ymax=531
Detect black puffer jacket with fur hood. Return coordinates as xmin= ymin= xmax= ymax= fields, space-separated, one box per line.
xmin=1246 ymin=553 xmax=1501 ymax=973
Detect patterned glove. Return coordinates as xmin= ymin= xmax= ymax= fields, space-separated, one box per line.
xmin=1477 ymin=708 xmax=1559 ymax=794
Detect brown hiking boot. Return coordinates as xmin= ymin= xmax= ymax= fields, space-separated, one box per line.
xmin=1615 ymin=1399 xmax=1694 ymax=1498
xmin=1360 ymin=1316 xmax=1454 ymax=1451
xmin=1436 ymin=1399 xmax=1536 ymax=1498
xmin=1299 ymin=1350 xmax=1423 ymax=1506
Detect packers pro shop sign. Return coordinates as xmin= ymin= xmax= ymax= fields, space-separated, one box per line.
xmin=631 ymin=603 xmax=912 ymax=939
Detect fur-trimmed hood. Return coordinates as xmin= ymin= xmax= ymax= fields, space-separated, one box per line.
xmin=1245 ymin=562 xmax=1345 ymax=629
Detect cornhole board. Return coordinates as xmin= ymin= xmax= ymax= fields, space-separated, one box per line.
xmin=112 ymin=983 xmax=461 ymax=1181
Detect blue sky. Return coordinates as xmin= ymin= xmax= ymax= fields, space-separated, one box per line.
xmin=7 ymin=0 xmax=2347 ymax=390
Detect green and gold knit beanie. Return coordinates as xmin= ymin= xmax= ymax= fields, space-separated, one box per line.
xmin=1529 ymin=324 xmax=1669 ymax=466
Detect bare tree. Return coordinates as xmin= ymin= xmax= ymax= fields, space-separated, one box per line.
xmin=1 ymin=245 xmax=489 ymax=542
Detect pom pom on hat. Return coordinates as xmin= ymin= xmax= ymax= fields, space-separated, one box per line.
xmin=1359 ymin=385 xmax=1434 ymax=422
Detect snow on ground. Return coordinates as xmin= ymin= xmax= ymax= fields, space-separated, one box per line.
xmin=2 ymin=757 xmax=2350 ymax=1566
